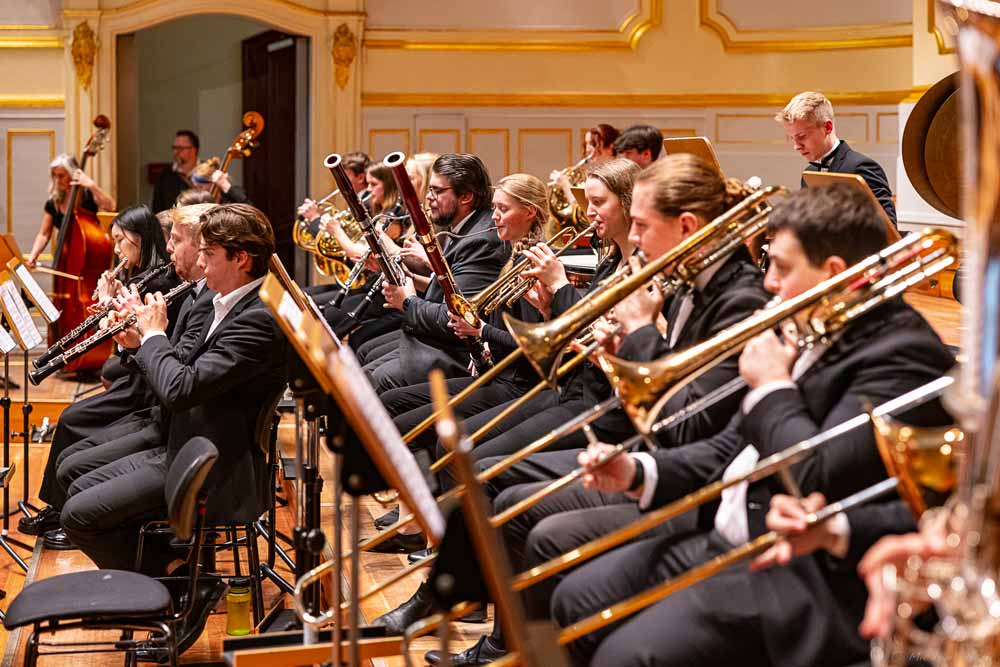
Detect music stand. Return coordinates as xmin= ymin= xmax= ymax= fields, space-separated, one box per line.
xmin=662 ymin=136 xmax=722 ymax=173
xmin=0 ymin=274 xmax=44 ymax=521
xmin=801 ymin=171 xmax=903 ymax=244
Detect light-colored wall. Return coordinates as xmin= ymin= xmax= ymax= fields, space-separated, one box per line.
xmin=133 ymin=14 xmax=270 ymax=207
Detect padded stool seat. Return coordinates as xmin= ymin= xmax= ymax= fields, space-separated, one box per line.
xmin=5 ymin=570 xmax=171 ymax=629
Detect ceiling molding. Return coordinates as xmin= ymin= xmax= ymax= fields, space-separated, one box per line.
xmin=699 ymin=0 xmax=912 ymax=52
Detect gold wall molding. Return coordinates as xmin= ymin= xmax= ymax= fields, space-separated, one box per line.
xmin=517 ymin=128 xmax=572 ymax=172
xmin=333 ymin=23 xmax=357 ymax=91
xmin=71 ymin=21 xmax=98 ymax=91
xmin=834 ymin=112 xmax=870 ymax=144
xmin=876 ymin=111 xmax=899 ymax=144
xmin=365 ymin=0 xmax=660 ymax=52
xmin=63 ymin=1 xmax=363 ymax=19
xmin=0 ymin=36 xmax=63 ymax=48
xmin=468 ymin=129 xmax=510 ymax=175
xmin=0 ymin=96 xmax=65 ymax=108
xmin=6 ymin=129 xmax=56 ymax=234
xmin=928 ymin=0 xmax=956 ymax=55
xmin=364 ymin=90 xmax=920 ymax=109
xmin=417 ymin=128 xmax=460 ymax=153
xmin=699 ymin=0 xmax=911 ymax=52
xmin=662 ymin=128 xmax=697 ymax=138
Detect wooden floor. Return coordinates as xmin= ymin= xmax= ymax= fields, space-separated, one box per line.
xmin=0 ymin=293 xmax=963 ymax=665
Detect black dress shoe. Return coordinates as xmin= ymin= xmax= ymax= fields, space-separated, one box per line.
xmin=367 ymin=531 xmax=426 ymax=554
xmin=374 ymin=505 xmax=399 ymax=530
xmin=459 ymin=605 xmax=488 ymax=623
xmin=42 ymin=528 xmax=77 ymax=550
xmin=407 ymin=547 xmax=435 ymax=565
xmin=18 ymin=505 xmax=60 ymax=536
xmin=132 ymin=577 xmax=228 ymax=663
xmin=425 ymin=634 xmax=507 ymax=665
xmin=372 ymin=581 xmax=434 ymax=635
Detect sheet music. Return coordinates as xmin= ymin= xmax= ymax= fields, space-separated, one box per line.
xmin=277 ymin=291 xmax=304 ymax=333
xmin=335 ymin=345 xmax=446 ymax=541
xmin=10 ymin=262 xmax=59 ymax=323
xmin=0 ymin=323 xmax=16 ymax=355
xmin=0 ymin=279 xmax=42 ymax=350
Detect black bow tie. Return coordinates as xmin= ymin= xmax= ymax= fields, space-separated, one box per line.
xmin=808 ymin=153 xmax=836 ymax=170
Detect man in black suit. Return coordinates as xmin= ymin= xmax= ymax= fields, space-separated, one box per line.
xmin=777 ymin=91 xmax=897 ymax=225
xmin=544 ymin=185 xmax=952 ymax=666
xmin=363 ymin=153 xmax=508 ymax=392
xmin=21 ymin=203 xmax=215 ymax=543
xmin=152 ymin=130 xmax=199 ymax=213
xmin=60 ymin=203 xmax=286 ymax=575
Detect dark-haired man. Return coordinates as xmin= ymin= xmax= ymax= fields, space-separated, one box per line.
xmin=152 ymin=129 xmax=200 ymax=213
xmin=343 ymin=151 xmax=372 ymax=196
xmin=60 ymin=203 xmax=286 ymax=577
xmin=358 ymin=153 xmax=509 ymax=393
xmin=613 ymin=124 xmax=663 ymax=167
xmin=547 ymin=184 xmax=952 ymax=667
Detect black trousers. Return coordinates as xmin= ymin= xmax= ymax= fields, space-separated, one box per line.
xmin=551 ymin=529 xmax=767 ymax=667
xmin=38 ymin=374 xmax=149 ymax=508
xmin=384 ymin=376 xmax=525 ymax=462
xmin=324 ymin=290 xmax=401 ymax=348
xmin=56 ymin=416 xmax=162 ymax=499
xmin=356 ymin=330 xmax=401 ymax=366
xmin=60 ymin=447 xmax=173 ymax=574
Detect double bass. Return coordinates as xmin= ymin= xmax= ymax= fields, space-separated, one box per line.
xmin=49 ymin=115 xmax=114 ymax=375
xmin=210 ymin=111 xmax=264 ymax=202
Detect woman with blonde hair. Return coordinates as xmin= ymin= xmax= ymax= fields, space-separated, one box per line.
xmin=190 ymin=157 xmax=249 ymax=203
xmin=26 ymin=153 xmax=116 ymax=269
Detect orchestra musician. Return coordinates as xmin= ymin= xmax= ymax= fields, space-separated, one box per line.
xmin=613 ymin=124 xmax=663 ymax=168
xmin=25 ymin=153 xmax=116 ymax=270
xmin=359 ymin=153 xmax=509 ymax=392
xmin=59 ymin=203 xmax=285 ymax=580
xmin=151 ymin=129 xmax=200 ymax=214
xmin=548 ymin=123 xmax=619 ymax=232
xmin=778 ymin=91 xmax=897 ymax=225
xmin=542 ymin=184 xmax=952 ymax=667
xmin=190 ymin=157 xmax=250 ymax=204
xmin=21 ymin=204 xmax=183 ymax=548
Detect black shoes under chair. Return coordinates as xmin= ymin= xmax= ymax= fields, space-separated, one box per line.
xmin=425 ymin=634 xmax=507 ymax=665
xmin=17 ymin=504 xmax=59 ymax=536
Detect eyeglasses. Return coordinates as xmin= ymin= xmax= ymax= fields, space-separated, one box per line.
xmin=426 ymin=186 xmax=454 ymax=199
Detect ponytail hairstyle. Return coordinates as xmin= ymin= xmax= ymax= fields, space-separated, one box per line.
xmin=496 ymin=173 xmax=548 ymax=259
xmin=634 ymin=154 xmax=751 ymax=225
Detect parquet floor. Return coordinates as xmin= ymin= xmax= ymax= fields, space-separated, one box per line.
xmin=0 ymin=293 xmax=963 ymax=665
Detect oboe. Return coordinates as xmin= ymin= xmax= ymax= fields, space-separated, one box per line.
xmin=34 ymin=262 xmax=174 ymax=369
xmin=30 ymin=279 xmax=196 ymax=385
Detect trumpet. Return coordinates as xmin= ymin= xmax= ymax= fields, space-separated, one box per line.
xmin=30 ymin=279 xmax=197 ymax=385
xmin=504 ymin=185 xmax=786 ymax=387
xmin=469 ymin=222 xmax=597 ymax=318
xmin=92 ymin=258 xmax=128 ymax=300
xmin=34 ymin=262 xmax=174 ymax=370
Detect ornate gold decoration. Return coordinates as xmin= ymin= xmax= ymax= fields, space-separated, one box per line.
xmin=332 ymin=23 xmax=356 ymax=90
xmin=71 ymin=21 xmax=98 ymax=90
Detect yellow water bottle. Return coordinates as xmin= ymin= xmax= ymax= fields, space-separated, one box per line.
xmin=225 ymin=577 xmax=252 ymax=636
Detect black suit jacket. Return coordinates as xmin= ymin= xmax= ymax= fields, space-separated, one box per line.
xmin=151 ymin=169 xmax=190 ymax=214
xmin=133 ymin=286 xmax=287 ymax=523
xmin=644 ymin=298 xmax=953 ymax=666
xmin=615 ymin=246 xmax=769 ymax=446
xmin=802 ymin=140 xmax=897 ymax=225
xmin=397 ymin=208 xmax=510 ymax=382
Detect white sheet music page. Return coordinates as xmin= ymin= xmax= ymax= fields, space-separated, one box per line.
xmin=10 ymin=262 xmax=59 ymax=323
xmin=334 ymin=345 xmax=445 ymax=542
xmin=0 ymin=279 xmax=42 ymax=351
xmin=0 ymin=323 xmax=16 ymax=355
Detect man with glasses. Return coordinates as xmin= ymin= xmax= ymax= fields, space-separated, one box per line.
xmin=152 ymin=129 xmax=200 ymax=213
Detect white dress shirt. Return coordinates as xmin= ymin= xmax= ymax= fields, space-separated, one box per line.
xmin=140 ymin=276 xmax=262 ymax=346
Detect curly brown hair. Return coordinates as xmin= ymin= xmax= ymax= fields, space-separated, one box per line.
xmin=198 ymin=203 xmax=275 ymax=278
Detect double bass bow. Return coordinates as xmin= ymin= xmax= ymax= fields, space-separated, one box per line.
xmin=48 ymin=115 xmax=115 ymax=376
xmin=210 ymin=111 xmax=264 ymax=202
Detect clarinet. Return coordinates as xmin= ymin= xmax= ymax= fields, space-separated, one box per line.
xmin=30 ymin=279 xmax=196 ymax=385
xmin=333 ymin=274 xmax=386 ymax=338
xmin=34 ymin=262 xmax=175 ymax=369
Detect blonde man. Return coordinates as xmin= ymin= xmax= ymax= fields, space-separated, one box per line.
xmin=776 ymin=91 xmax=896 ymax=225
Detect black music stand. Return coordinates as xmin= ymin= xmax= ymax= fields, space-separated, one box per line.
xmin=0 ymin=321 xmax=29 ymax=574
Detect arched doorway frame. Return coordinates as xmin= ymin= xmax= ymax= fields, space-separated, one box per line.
xmin=62 ymin=0 xmax=363 ymax=201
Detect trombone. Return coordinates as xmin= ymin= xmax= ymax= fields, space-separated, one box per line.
xmin=401 ymin=185 xmax=785 ymax=447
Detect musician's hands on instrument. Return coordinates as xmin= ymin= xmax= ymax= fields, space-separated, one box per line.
xmin=448 ymin=312 xmax=483 ymax=339
xmin=71 ymin=169 xmax=95 ymax=190
xmin=95 ymin=270 xmax=123 ymax=304
xmin=857 ymin=508 xmax=953 ymax=639
xmin=297 ymin=199 xmax=320 ymax=221
xmin=523 ymin=280 xmax=553 ymax=320
xmin=522 ymin=243 xmax=570 ymax=293
xmin=614 ymin=257 xmax=665 ymax=335
xmin=121 ymin=285 xmax=168 ymax=339
xmin=382 ymin=276 xmax=415 ymax=311
xmin=739 ymin=328 xmax=797 ymax=389
xmin=587 ymin=316 xmax=624 ymax=357
xmin=110 ymin=308 xmax=141 ymax=349
xmin=400 ymin=237 xmax=431 ymax=271
xmin=211 ymin=170 xmax=232 ymax=193
xmin=579 ymin=443 xmax=637 ymax=494
xmin=750 ymin=492 xmax=833 ymax=571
